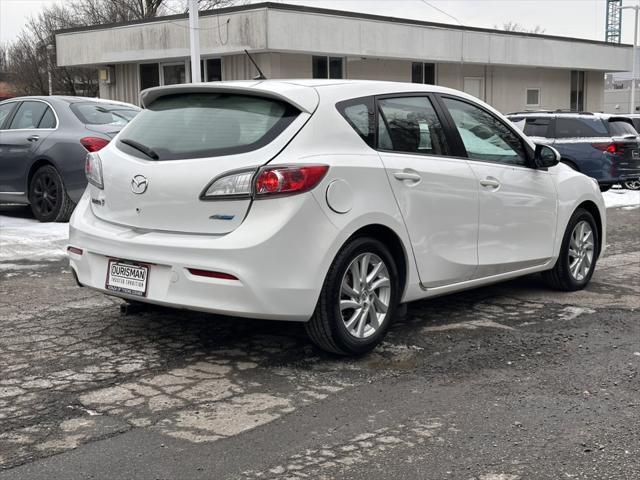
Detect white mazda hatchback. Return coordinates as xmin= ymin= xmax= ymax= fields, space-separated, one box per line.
xmin=69 ymin=80 xmax=605 ymax=355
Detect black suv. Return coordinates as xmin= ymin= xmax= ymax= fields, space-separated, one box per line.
xmin=507 ymin=112 xmax=640 ymax=191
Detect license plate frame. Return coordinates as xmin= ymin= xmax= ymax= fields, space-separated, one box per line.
xmin=105 ymin=259 xmax=150 ymax=297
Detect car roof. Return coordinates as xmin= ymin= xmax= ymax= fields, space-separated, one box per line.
xmin=139 ymin=79 xmax=486 ymax=114
xmin=0 ymin=95 xmax=139 ymax=109
xmin=506 ymin=111 xmax=599 ymax=118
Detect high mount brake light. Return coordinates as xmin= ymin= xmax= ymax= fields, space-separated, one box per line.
xmin=254 ymin=165 xmax=329 ymax=197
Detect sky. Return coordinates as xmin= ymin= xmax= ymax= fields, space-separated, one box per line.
xmin=0 ymin=0 xmax=631 ymax=45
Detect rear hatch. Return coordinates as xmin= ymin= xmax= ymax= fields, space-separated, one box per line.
xmin=605 ymin=117 xmax=640 ymax=179
xmin=89 ymin=84 xmax=317 ymax=234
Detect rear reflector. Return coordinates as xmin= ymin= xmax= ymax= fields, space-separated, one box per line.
xmin=67 ymin=246 xmax=83 ymax=255
xmin=80 ymin=136 xmax=110 ymax=152
xmin=187 ymin=268 xmax=238 ymax=280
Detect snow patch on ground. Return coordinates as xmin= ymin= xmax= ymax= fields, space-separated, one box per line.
xmin=0 ymin=216 xmax=68 ymax=262
xmin=0 ymin=188 xmax=637 ymax=264
xmin=603 ymin=189 xmax=640 ymax=208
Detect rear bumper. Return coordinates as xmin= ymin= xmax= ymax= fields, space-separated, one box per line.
xmin=68 ymin=192 xmax=337 ymax=321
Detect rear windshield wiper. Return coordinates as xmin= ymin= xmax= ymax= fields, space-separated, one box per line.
xmin=120 ymin=138 xmax=159 ymax=160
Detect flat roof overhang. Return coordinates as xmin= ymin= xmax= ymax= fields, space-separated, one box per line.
xmin=55 ymin=2 xmax=632 ymax=72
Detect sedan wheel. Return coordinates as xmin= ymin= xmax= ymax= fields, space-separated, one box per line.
xmin=623 ymin=179 xmax=640 ymax=190
xmin=306 ymin=237 xmax=399 ymax=355
xmin=29 ymin=165 xmax=75 ymax=222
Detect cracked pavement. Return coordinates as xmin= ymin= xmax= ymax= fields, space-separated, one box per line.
xmin=0 ymin=205 xmax=638 ymax=479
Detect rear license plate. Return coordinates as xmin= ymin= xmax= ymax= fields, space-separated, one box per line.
xmin=106 ymin=259 xmax=149 ymax=297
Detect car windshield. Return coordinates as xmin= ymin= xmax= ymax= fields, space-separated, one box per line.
xmin=71 ymin=102 xmax=139 ymax=126
xmin=608 ymin=120 xmax=638 ymax=137
xmin=117 ymin=93 xmax=300 ymax=161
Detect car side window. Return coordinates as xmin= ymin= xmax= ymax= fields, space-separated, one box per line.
xmin=443 ymin=97 xmax=528 ymax=166
xmin=336 ymin=97 xmax=375 ymax=148
xmin=8 ymin=101 xmax=49 ymax=130
xmin=377 ymin=96 xmax=449 ymax=155
xmin=555 ymin=117 xmax=608 ymax=138
xmin=0 ymin=102 xmax=17 ymax=129
xmin=523 ymin=117 xmax=552 ymax=138
xmin=38 ymin=107 xmax=56 ymax=129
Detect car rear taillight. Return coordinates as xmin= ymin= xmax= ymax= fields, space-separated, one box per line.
xmin=85 ymin=152 xmax=104 ymax=189
xmin=80 ymin=136 xmax=110 ymax=152
xmin=254 ymin=165 xmax=329 ymax=197
xmin=200 ymin=165 xmax=329 ymax=200
xmin=593 ymin=143 xmax=623 ymax=154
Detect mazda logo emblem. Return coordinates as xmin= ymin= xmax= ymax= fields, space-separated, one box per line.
xmin=131 ymin=174 xmax=148 ymax=194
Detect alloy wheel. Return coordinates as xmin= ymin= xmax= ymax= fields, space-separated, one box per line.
xmin=339 ymin=253 xmax=391 ymax=339
xmin=32 ymin=173 xmax=59 ymax=217
xmin=568 ymin=220 xmax=595 ymax=282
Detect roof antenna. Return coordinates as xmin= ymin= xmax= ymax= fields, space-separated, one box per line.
xmin=244 ymin=49 xmax=267 ymax=80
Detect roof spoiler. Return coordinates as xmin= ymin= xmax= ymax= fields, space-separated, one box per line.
xmin=139 ymin=83 xmax=319 ymax=113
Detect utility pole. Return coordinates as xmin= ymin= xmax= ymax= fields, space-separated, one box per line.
xmin=189 ymin=0 xmax=201 ymax=83
xmin=620 ymin=3 xmax=640 ymax=113
xmin=46 ymin=44 xmax=54 ymax=95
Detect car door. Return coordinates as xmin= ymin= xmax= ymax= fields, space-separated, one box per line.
xmin=0 ymin=100 xmax=56 ymax=197
xmin=376 ymin=94 xmax=479 ymax=287
xmin=439 ymin=95 xmax=557 ymax=277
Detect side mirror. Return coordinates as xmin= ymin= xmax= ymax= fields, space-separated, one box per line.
xmin=534 ymin=144 xmax=560 ymax=169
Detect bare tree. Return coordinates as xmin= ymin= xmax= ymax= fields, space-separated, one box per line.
xmin=6 ymin=0 xmax=243 ymax=98
xmin=496 ymin=21 xmax=546 ymax=34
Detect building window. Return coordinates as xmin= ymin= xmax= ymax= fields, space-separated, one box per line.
xmin=201 ymin=58 xmax=222 ymax=82
xmin=313 ymin=56 xmax=343 ymax=79
xmin=140 ymin=63 xmax=160 ymax=90
xmin=411 ymin=62 xmax=436 ymax=84
xmin=570 ymin=70 xmax=585 ymax=111
xmin=162 ymin=63 xmax=186 ymax=85
xmin=526 ymin=88 xmax=540 ymax=107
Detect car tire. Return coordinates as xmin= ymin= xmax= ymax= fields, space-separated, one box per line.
xmin=305 ymin=237 xmax=400 ymax=356
xmin=623 ymin=179 xmax=640 ymax=190
xmin=28 ymin=165 xmax=75 ymax=222
xmin=542 ymin=208 xmax=599 ymax=292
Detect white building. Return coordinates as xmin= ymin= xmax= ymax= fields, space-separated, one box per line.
xmin=54 ymin=2 xmax=632 ymax=113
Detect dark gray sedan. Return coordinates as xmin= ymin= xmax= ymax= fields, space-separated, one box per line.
xmin=0 ymin=96 xmax=139 ymax=221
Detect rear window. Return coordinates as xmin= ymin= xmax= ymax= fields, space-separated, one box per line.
xmin=118 ymin=93 xmax=299 ymax=160
xmin=555 ymin=117 xmax=608 ymax=139
xmin=607 ymin=120 xmax=638 ymax=137
xmin=71 ymin=102 xmax=139 ymax=126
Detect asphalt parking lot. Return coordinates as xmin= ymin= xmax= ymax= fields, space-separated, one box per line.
xmin=0 ymin=198 xmax=639 ymax=480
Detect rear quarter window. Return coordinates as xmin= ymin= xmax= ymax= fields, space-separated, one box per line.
xmin=336 ymin=96 xmax=375 ymax=148
xmin=555 ymin=117 xmax=608 ymax=138
xmin=607 ymin=120 xmax=638 ymax=137
xmin=118 ymin=93 xmax=299 ymax=160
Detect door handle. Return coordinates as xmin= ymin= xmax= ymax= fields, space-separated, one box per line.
xmin=393 ymin=171 xmax=422 ymax=182
xmin=27 ymin=135 xmax=40 ymax=142
xmin=480 ymin=177 xmax=500 ymax=188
